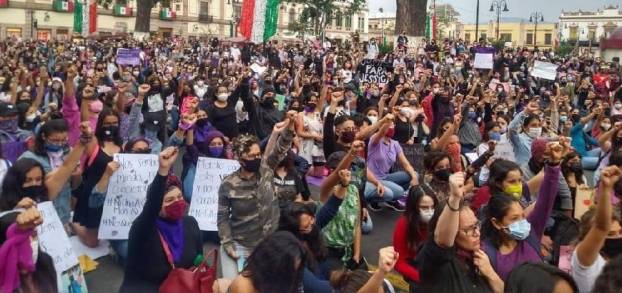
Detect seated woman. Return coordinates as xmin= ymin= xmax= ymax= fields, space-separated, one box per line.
xmin=480 ymin=142 xmax=563 ymax=281
xmin=273 ymin=151 xmax=311 ymax=210
xmin=393 ymin=185 xmax=437 ymax=291
xmin=120 ymin=147 xmax=202 ymax=292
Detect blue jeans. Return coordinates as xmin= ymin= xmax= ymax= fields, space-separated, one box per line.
xmin=110 ymin=240 xmax=128 ymax=267
xmin=581 ymin=148 xmax=601 ymax=170
xmin=364 ymin=171 xmax=411 ymax=203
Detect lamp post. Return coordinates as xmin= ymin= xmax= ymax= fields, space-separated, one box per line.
xmin=379 ymin=7 xmax=384 ymax=45
xmin=489 ymin=0 xmax=509 ymax=41
xmin=475 ymin=0 xmax=480 ymax=43
xmin=529 ymin=12 xmax=543 ymax=47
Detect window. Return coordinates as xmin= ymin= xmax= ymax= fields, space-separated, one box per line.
xmin=544 ymin=33 xmax=552 ymax=45
xmin=335 ymin=12 xmax=342 ymax=28
xmin=500 ymin=33 xmax=511 ymax=42
xmin=200 ymin=1 xmax=208 ymax=15
xmin=588 ymin=28 xmax=596 ymax=40
xmin=358 ymin=16 xmax=365 ymax=30
xmin=480 ymin=33 xmax=487 ymax=40
xmin=345 ymin=15 xmax=352 ymax=30
xmin=175 ymin=4 xmax=181 ymax=11
xmin=526 ymin=33 xmax=533 ymax=45
xmin=6 ymin=28 xmax=21 ymax=38
xmin=570 ymin=26 xmax=579 ymax=40
xmin=289 ymin=8 xmax=296 ymax=24
xmin=465 ymin=33 xmax=471 ymax=42
xmin=37 ymin=30 xmax=51 ymax=41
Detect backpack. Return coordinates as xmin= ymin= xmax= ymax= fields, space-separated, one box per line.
xmin=482 ymin=232 xmax=542 ymax=270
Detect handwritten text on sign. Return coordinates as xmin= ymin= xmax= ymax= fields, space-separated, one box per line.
xmin=37 ymin=201 xmax=79 ymax=273
xmin=359 ymin=59 xmax=388 ymax=83
xmin=189 ymin=157 xmax=240 ymax=231
xmin=98 ymin=154 xmax=159 ymax=240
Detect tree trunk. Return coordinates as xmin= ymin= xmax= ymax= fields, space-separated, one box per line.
xmin=395 ymin=0 xmax=427 ymax=36
xmin=135 ymin=0 xmax=153 ymax=33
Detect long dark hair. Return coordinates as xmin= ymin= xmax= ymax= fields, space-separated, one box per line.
xmin=242 ymin=231 xmax=306 ymax=293
xmin=505 ymin=262 xmax=578 ymax=293
xmin=34 ymin=118 xmax=68 ymax=156
xmin=0 ymin=158 xmax=48 ymax=211
xmin=487 ymin=159 xmax=522 ymax=195
xmin=95 ymin=107 xmax=122 ymax=147
xmin=279 ymin=202 xmax=327 ymax=270
xmin=481 ymin=194 xmax=520 ymax=248
xmin=404 ymin=187 xmax=437 ymax=251
xmin=561 ymin=152 xmax=585 ymax=186
xmin=423 ymin=150 xmax=451 ymax=174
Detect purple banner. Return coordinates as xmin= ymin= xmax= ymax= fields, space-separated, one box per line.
xmin=116 ymin=48 xmax=141 ymax=66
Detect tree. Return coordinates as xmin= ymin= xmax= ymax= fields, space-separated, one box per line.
xmin=395 ymin=0 xmax=427 ymax=36
xmin=96 ymin=0 xmax=156 ymax=36
xmin=285 ymin=0 xmax=365 ymax=40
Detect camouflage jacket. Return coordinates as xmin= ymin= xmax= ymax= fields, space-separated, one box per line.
xmin=217 ymin=129 xmax=293 ymax=251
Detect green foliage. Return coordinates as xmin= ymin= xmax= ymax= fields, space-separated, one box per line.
xmin=490 ymin=40 xmax=505 ymax=51
xmin=556 ymin=41 xmax=574 ymax=57
xmin=285 ymin=0 xmax=365 ymax=37
xmin=379 ymin=42 xmax=394 ymax=55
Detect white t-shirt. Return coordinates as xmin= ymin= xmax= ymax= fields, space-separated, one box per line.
xmin=571 ymin=249 xmax=606 ymax=293
xmin=0 ymin=159 xmax=10 ymax=191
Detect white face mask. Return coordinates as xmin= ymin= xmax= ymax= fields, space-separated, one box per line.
xmin=420 ymin=209 xmax=435 ymax=223
xmin=528 ymin=127 xmax=542 ymax=138
xmin=197 ymin=80 xmax=205 ymax=86
xmin=217 ymin=93 xmax=228 ymax=102
xmin=602 ymin=123 xmax=612 ymax=130
xmin=615 ymin=103 xmax=622 ymax=110
xmin=367 ymin=116 xmax=378 ymax=124
xmin=25 ymin=112 xmax=37 ymax=123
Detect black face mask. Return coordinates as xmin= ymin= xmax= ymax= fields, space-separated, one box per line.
xmin=242 ymin=158 xmax=261 ymax=173
xmin=569 ymin=162 xmax=582 ymax=173
xmin=196 ymin=118 xmax=208 ymax=128
xmin=261 ymin=96 xmax=275 ymax=108
xmin=601 ymin=238 xmax=622 ymax=259
xmin=434 ymin=168 xmax=451 ymax=182
xmin=101 ymin=125 xmax=119 ymax=141
xmin=571 ymin=114 xmax=581 ymax=123
xmin=21 ymin=185 xmax=45 ymax=201
xmin=528 ymin=159 xmax=544 ymax=174
xmin=340 ymin=131 xmax=356 ymax=144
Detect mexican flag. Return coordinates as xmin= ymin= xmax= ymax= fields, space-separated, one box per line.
xmin=160 ymin=7 xmax=175 ymax=20
xmin=53 ymin=0 xmax=74 ymax=12
xmin=239 ymin=0 xmax=280 ymax=43
xmin=114 ymin=4 xmax=132 ymax=16
xmin=73 ymin=0 xmax=97 ymax=37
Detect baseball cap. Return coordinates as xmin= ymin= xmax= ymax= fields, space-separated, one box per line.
xmin=0 ymin=102 xmax=19 ymax=117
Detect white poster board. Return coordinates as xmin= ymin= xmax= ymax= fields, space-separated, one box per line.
xmin=37 ymin=201 xmax=79 ymax=273
xmin=531 ymin=61 xmax=559 ymax=80
xmin=189 ymin=157 xmax=240 ymax=231
xmin=474 ymin=53 xmax=494 ymax=69
xmin=98 ymin=154 xmax=159 ymax=240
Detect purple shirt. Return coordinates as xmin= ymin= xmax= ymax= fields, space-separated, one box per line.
xmin=367 ymin=137 xmax=402 ymax=180
xmin=494 ymin=165 xmax=560 ymax=280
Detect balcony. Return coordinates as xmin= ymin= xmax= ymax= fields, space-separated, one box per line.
xmin=199 ymin=14 xmax=214 ymax=23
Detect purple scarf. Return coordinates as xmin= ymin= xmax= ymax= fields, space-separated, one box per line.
xmin=0 ymin=223 xmax=35 ymax=293
xmin=155 ymin=218 xmax=185 ymax=264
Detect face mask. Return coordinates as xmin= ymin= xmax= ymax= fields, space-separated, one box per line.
xmin=123 ymin=76 xmax=131 ymax=81
xmin=197 ymin=80 xmax=205 ymax=86
xmin=22 ymin=185 xmax=45 ymax=200
xmin=217 ymin=93 xmax=228 ymax=102
xmin=133 ymin=71 xmax=140 ymax=76
xmin=367 ymin=116 xmax=378 ymax=124
xmin=504 ymin=183 xmax=523 ymax=200
xmin=101 ymin=125 xmax=119 ymax=141
xmin=571 ymin=114 xmax=581 ymax=123
xmin=505 ymin=218 xmax=531 ymax=240
xmin=242 ymin=158 xmax=261 ymax=172
xmin=341 ymin=130 xmax=356 ymax=144
xmin=434 ymin=168 xmax=451 ymax=182
xmin=420 ymin=209 xmax=434 ymax=223
xmin=602 ymin=123 xmax=612 ymax=131
xmin=569 ymin=162 xmax=582 ymax=173
xmin=0 ymin=117 xmax=18 ymax=132
xmin=489 ymin=131 xmax=501 ymax=141
xmin=163 ymin=199 xmax=187 ymax=221
xmin=602 ymin=237 xmax=622 ymax=259
xmin=527 ymin=127 xmax=542 ymax=138
xmin=304 ymin=103 xmax=317 ymax=112
xmin=208 ymin=146 xmax=224 ymax=157
xmin=52 ymin=83 xmax=62 ymax=90
xmin=615 ymin=103 xmax=622 ymax=110
xmin=196 ymin=118 xmax=208 ymax=128
xmin=261 ymin=96 xmax=275 ymax=108
xmin=45 ymin=142 xmax=67 ymax=153
xmin=385 ymin=127 xmax=395 ymax=138
xmin=89 ymin=99 xmax=103 ymax=113
xmin=499 ymin=125 xmax=508 ymax=134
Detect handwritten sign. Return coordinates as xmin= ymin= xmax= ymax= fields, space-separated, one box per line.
xmin=98 ymin=154 xmax=159 ymax=239
xmin=494 ymin=138 xmax=515 ymax=162
xmin=531 ymin=60 xmax=559 ymax=80
xmin=574 ymin=187 xmax=594 ymax=220
xmin=116 ymin=48 xmax=141 ymax=66
xmin=189 ymin=157 xmax=240 ymax=231
xmin=359 ymin=59 xmax=388 ymax=83
xmin=37 ymin=201 xmax=79 ymax=273
xmin=474 ymin=53 xmax=493 ymax=69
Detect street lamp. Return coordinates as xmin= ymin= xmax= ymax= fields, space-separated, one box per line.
xmin=489 ymin=0 xmax=509 ymax=41
xmin=529 ymin=12 xmax=543 ymax=47
xmin=475 ymin=0 xmax=480 ymax=43
xmin=379 ymin=7 xmax=384 ymax=45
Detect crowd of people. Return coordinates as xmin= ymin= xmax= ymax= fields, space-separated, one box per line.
xmin=0 ymin=32 xmax=621 ymax=293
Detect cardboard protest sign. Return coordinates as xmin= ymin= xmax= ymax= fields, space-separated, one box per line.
xmin=531 ymin=61 xmax=559 ymax=80
xmin=474 ymin=53 xmax=493 ymax=69
xmin=574 ymin=187 xmax=594 ymax=220
xmin=37 ymin=201 xmax=79 ymax=273
xmin=98 ymin=154 xmax=159 ymax=239
xmin=116 ymin=48 xmax=141 ymax=66
xmin=359 ymin=59 xmax=388 ymax=83
xmin=189 ymin=157 xmax=240 ymax=231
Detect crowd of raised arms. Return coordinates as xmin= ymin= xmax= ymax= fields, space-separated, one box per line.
xmin=0 ymin=33 xmax=622 ymax=293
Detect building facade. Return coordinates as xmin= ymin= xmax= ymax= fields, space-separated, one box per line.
xmin=558 ymin=5 xmax=621 ymax=43
xmin=367 ymin=13 xmax=395 ymax=42
xmin=461 ymin=19 xmax=557 ymax=49
xmin=0 ymin=0 xmax=239 ymax=39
